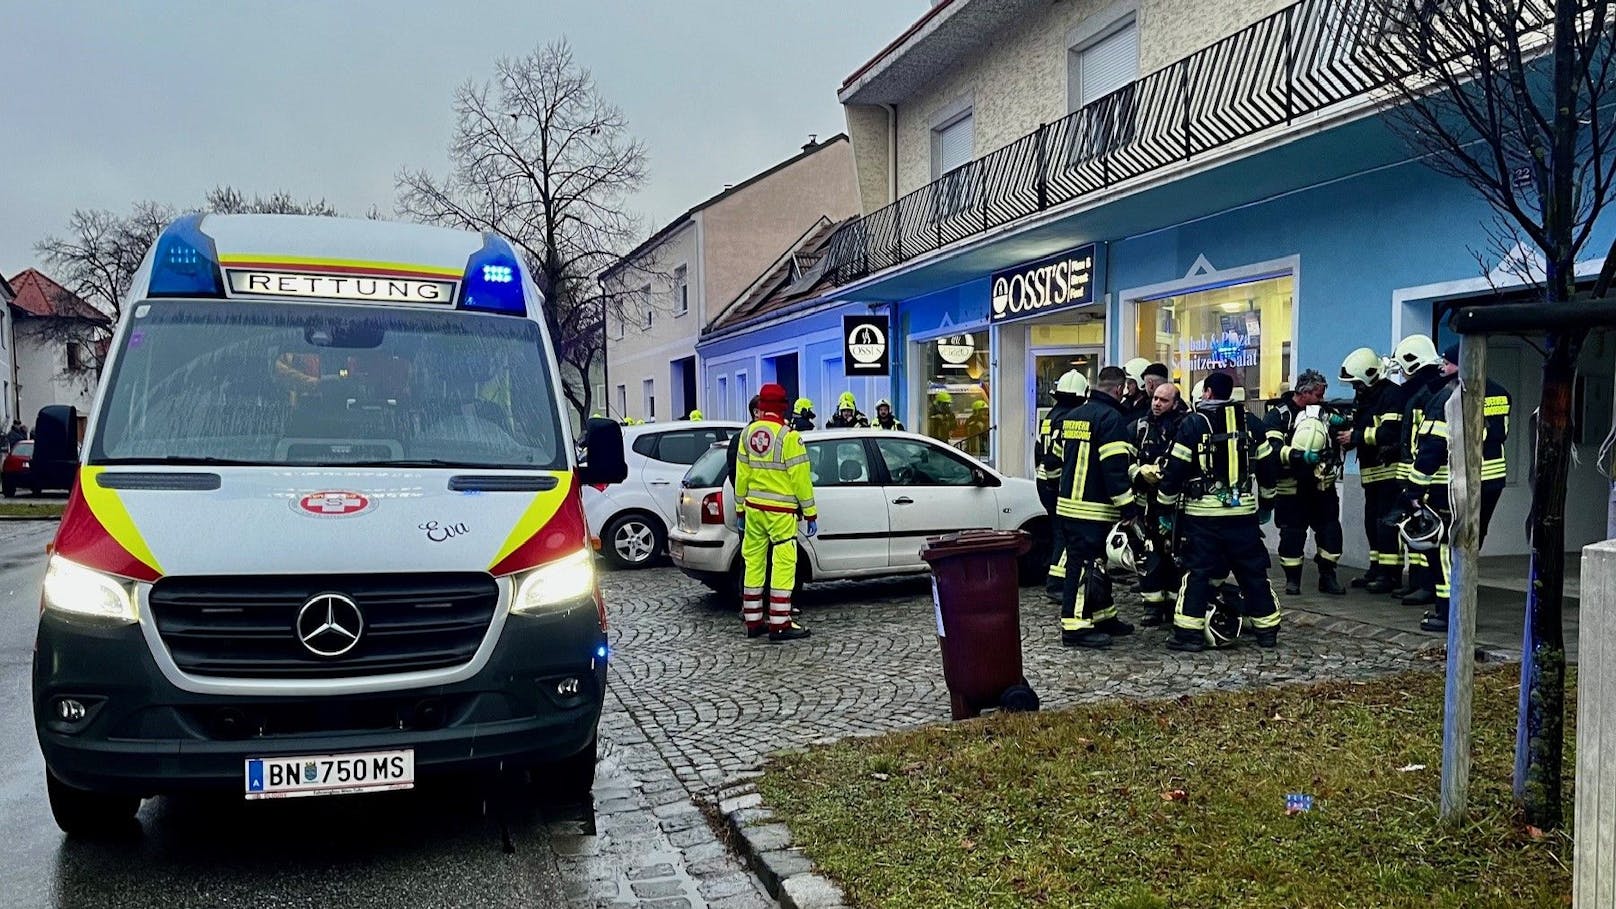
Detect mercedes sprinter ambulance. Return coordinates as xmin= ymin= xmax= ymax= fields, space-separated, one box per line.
xmin=32 ymin=214 xmax=627 ymax=834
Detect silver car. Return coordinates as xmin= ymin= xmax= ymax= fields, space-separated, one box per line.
xmin=668 ymin=428 xmax=1051 ymax=598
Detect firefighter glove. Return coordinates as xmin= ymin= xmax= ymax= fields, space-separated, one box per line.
xmin=1328 ymin=413 xmax=1350 ymax=428
xmin=1300 ymin=450 xmax=1321 ymax=465
xmin=806 ymin=519 xmax=819 ymax=538
xmin=735 ymin=513 xmax=746 ymax=534
xmin=1138 ymin=463 xmax=1162 ymax=485
xmin=1157 ymin=515 xmax=1175 ymax=537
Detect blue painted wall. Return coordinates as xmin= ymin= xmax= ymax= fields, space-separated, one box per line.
xmin=697 ymin=301 xmax=892 ymax=422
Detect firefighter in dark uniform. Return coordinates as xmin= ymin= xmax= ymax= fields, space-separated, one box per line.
xmin=1128 ymin=380 xmax=1188 ymax=626
xmin=1263 ymin=369 xmax=1347 ymax=595
xmin=1388 ymin=334 xmax=1449 ymax=604
xmin=1035 ymin=370 xmax=1088 ymax=602
xmin=1054 ymin=366 xmax=1138 ymax=649
xmin=1335 ymin=348 xmax=1403 ymax=593
xmin=1156 ymin=371 xmax=1281 ymax=652
xmin=1400 ymin=343 xmax=1511 ymax=632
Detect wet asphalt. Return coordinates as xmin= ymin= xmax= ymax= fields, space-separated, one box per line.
xmin=0 ymin=520 xmax=572 ymax=909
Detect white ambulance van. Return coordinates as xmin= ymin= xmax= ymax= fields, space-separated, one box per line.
xmin=32 ymin=213 xmax=627 ymax=834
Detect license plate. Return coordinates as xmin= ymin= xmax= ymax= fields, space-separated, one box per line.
xmin=245 ymin=749 xmax=414 ymax=800
xmin=669 ymin=540 xmax=685 ymax=560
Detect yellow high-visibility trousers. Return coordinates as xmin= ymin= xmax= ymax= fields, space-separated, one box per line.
xmin=741 ymin=509 xmax=798 ymax=631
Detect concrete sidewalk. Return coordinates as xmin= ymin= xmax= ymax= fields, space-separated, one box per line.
xmin=1275 ymin=558 xmax=1581 ymax=662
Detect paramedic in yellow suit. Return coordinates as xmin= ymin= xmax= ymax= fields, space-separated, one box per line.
xmin=734 ymin=382 xmax=817 ymax=642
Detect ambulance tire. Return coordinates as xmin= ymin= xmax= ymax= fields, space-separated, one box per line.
xmin=545 ymin=735 xmax=598 ymax=800
xmin=601 ymin=512 xmax=665 ymax=570
xmin=46 ymin=770 xmax=140 ymax=837
xmin=1017 ymin=519 xmax=1051 ymax=586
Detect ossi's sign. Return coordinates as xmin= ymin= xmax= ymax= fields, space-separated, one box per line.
xmin=989 ymin=244 xmax=1098 ymax=324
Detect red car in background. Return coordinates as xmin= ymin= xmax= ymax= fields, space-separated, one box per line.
xmin=3 ymin=441 xmax=40 ymax=497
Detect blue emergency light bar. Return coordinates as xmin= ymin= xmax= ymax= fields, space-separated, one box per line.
xmin=457 ymin=234 xmax=528 ymax=316
xmin=147 ymin=213 xmax=226 ymax=298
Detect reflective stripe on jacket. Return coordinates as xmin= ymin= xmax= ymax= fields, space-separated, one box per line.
xmin=735 ymin=418 xmax=817 ymax=519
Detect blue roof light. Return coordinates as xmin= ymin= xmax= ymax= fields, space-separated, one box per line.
xmin=147 ymin=213 xmax=225 ymax=298
xmin=458 ymin=235 xmax=527 ymax=315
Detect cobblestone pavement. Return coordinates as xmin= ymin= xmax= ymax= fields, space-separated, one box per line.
xmin=601 ymin=566 xmax=1435 ymax=796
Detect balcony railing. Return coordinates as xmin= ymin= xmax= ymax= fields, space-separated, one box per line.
xmin=825 ymin=0 xmax=1406 ymax=286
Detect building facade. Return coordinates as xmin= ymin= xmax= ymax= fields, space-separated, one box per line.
xmin=8 ymin=269 xmax=103 ymax=433
xmin=826 ymin=0 xmax=1616 ymax=564
xmin=602 ymin=136 xmax=860 ymax=422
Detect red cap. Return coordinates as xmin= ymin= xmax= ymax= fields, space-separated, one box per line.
xmin=759 ymin=383 xmax=789 ymax=410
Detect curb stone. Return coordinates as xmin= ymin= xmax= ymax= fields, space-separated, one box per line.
xmin=717 ymin=782 xmax=847 ymax=909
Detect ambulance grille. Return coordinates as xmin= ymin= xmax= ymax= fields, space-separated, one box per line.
xmin=148 ymin=573 xmax=499 ymax=679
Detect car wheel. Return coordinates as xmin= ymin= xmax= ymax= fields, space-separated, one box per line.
xmin=601 ymin=513 xmax=664 ymax=569
xmin=46 ymin=770 xmax=140 ymax=837
xmin=544 ymin=735 xmax=597 ymax=801
xmin=1017 ymin=521 xmax=1051 ymax=586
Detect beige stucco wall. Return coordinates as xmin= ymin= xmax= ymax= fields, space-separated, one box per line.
xmin=699 ymin=138 xmax=861 ymax=312
xmin=603 ymin=222 xmax=700 ymax=422
xmin=844 ymin=104 xmax=893 ymax=214
xmin=866 ymin=0 xmax=1292 ymax=199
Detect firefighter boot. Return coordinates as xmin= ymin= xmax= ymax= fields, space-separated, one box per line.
xmin=1402 ymin=588 xmax=1436 ymax=607
xmin=1094 ymin=617 xmax=1135 ymax=637
xmin=769 ymin=623 xmax=813 ymax=642
xmin=1166 ymin=629 xmax=1206 ymax=653
xmin=1139 ymin=603 xmax=1170 ymax=627
xmin=1252 ymin=628 xmax=1279 ymax=648
xmin=1283 ymin=565 xmax=1303 ymax=596
xmin=1317 ymin=564 xmax=1346 ymax=596
xmin=1061 ymin=629 xmax=1113 ymax=649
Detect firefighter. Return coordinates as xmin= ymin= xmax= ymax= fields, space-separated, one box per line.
xmin=1129 ymin=380 xmax=1188 ymax=626
xmin=927 ymin=391 xmax=956 ymax=442
xmin=1335 ymin=347 xmax=1403 ymax=593
xmin=1156 ymin=371 xmax=1282 ymax=652
xmin=1263 ymin=369 xmax=1347 ymax=595
xmin=1036 ymin=370 xmax=1088 ymax=603
xmin=791 ymin=397 xmax=817 ymax=432
xmin=826 ymin=391 xmax=870 ymax=429
xmin=964 ymin=399 xmax=991 ymax=456
xmin=873 ymin=399 xmax=905 ymax=431
xmin=1388 ymin=334 xmax=1449 ymax=604
xmin=1400 ymin=343 xmax=1511 ymax=632
xmin=1054 ymin=366 xmax=1138 ymax=648
xmin=1121 ymin=358 xmax=1152 ymax=414
xmin=734 ymin=383 xmax=817 ymax=641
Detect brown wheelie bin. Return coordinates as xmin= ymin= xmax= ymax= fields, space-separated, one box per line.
xmin=919 ymin=529 xmax=1040 ymax=720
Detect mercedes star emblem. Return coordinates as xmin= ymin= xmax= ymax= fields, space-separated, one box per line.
xmin=296 ymin=593 xmax=364 ymax=658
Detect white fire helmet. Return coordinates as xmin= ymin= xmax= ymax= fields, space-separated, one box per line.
xmin=1398 ymin=502 xmax=1446 ymax=552
xmin=1123 ymin=358 xmax=1151 ymax=385
xmin=1290 ymin=415 xmax=1331 ymax=453
xmin=1393 ymin=334 xmax=1440 ymax=374
xmin=1339 ymin=347 xmax=1383 ymax=386
xmin=1055 ymin=370 xmax=1089 ymax=396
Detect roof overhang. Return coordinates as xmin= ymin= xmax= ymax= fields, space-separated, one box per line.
xmin=839 ymin=0 xmax=1045 ymax=106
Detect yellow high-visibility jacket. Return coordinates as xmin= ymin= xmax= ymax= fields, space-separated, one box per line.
xmin=735 ymin=418 xmax=818 ymax=520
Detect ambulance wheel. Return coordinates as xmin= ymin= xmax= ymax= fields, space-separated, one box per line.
xmin=46 ymin=770 xmax=140 ymax=837
xmin=546 ymin=736 xmax=598 ymax=800
xmin=602 ymin=512 xmax=665 ymax=569
xmin=999 ymin=683 xmax=1040 ymax=713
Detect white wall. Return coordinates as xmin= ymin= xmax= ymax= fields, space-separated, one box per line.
xmin=14 ymin=320 xmax=97 ymax=430
xmin=604 ymin=222 xmax=701 ymax=423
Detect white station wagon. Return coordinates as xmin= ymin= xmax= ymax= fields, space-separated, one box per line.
xmin=667 ymin=428 xmax=1050 ymax=596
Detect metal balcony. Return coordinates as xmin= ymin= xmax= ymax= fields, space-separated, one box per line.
xmin=822 ymin=0 xmax=1446 ymax=287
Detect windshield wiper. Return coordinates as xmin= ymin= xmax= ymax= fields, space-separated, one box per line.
xmin=95 ymin=456 xmax=261 ymax=466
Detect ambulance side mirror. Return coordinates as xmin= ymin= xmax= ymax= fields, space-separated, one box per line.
xmin=578 ymin=418 xmax=627 ymax=485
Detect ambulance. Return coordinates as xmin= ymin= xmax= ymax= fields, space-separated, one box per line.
xmin=31 ymin=214 xmax=627 ymax=834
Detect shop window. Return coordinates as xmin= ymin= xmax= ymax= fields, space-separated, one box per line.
xmin=919 ymin=331 xmax=992 ymax=461
xmin=1134 ymin=275 xmax=1295 ymax=404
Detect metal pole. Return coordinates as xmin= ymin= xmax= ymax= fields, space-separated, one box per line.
xmin=1440 ymin=334 xmax=1486 ymax=824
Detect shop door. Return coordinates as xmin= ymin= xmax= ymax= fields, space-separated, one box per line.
xmin=1027 ymin=348 xmax=1102 ymax=476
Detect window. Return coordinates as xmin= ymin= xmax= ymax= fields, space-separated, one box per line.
xmin=717 ymin=376 xmax=728 ymax=419
xmin=642 ymin=379 xmax=655 ymax=420
xmin=673 ymin=266 xmax=689 ymax=317
xmin=875 ymin=438 xmax=977 ymax=487
xmin=639 ymin=285 xmax=653 ymax=330
xmin=614 ymin=384 xmax=627 ymax=418
xmin=1070 ymin=16 xmax=1139 ymax=111
xmin=650 ymin=428 xmax=734 ymax=466
xmin=608 ymin=308 xmax=624 ymax=341
xmin=807 ymin=439 xmax=876 ymax=487
xmin=932 ymin=112 xmax=973 ymax=179
xmin=919 ymin=331 xmax=991 ymax=460
xmin=67 ymin=341 xmax=87 ymax=371
xmin=1134 ymin=274 xmax=1295 ymax=403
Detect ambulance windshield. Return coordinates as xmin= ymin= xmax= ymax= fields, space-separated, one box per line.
xmin=89 ymin=300 xmax=567 ymax=470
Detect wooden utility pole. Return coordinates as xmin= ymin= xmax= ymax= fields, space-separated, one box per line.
xmin=1440 ymin=334 xmax=1487 ymax=824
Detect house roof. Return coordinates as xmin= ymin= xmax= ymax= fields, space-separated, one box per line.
xmin=7 ymin=269 xmax=111 ymax=323
xmin=601 ymin=134 xmax=850 ymax=284
xmin=708 ymin=215 xmax=853 ymax=332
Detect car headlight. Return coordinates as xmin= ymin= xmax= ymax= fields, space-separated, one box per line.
xmin=42 ymin=555 xmax=137 ymax=623
xmin=512 ymin=549 xmax=595 ymax=613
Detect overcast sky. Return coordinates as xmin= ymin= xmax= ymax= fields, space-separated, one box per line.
xmin=0 ymin=1 xmax=919 ymax=279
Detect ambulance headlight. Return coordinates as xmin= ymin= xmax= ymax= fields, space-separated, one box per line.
xmin=42 ymin=556 xmax=137 ymax=623
xmin=512 ymin=549 xmax=595 ymax=613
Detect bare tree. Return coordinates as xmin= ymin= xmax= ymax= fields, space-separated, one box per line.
xmin=396 ymin=39 xmax=654 ymax=424
xmin=1357 ymin=0 xmax=1616 ymax=828
xmin=34 ymin=188 xmax=345 ymax=372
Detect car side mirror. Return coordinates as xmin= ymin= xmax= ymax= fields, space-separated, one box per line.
xmin=577 ymin=418 xmax=627 ymax=485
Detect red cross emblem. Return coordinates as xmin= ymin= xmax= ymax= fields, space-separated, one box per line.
xmin=297 ymin=491 xmax=371 ymax=516
xmin=747 ymin=429 xmax=773 ymax=455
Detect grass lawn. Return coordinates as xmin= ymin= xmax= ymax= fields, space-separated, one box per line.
xmin=758 ymin=667 xmax=1574 ymax=909
xmin=0 ymin=500 xmax=63 ymax=518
